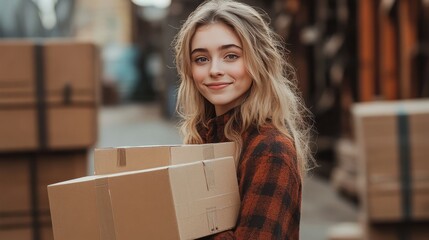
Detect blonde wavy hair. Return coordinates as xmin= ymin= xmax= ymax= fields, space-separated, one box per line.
xmin=173 ymin=0 xmax=314 ymax=176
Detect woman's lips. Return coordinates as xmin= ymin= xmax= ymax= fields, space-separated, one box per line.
xmin=205 ymin=82 xmax=232 ymax=90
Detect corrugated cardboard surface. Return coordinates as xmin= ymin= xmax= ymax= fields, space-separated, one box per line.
xmin=0 ymin=40 xmax=99 ymax=152
xmin=93 ymin=142 xmax=236 ymax=175
xmin=49 ymin=157 xmax=240 ymax=240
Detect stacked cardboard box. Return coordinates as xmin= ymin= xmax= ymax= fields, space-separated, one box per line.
xmin=332 ymin=138 xmax=360 ymax=200
xmin=0 ymin=40 xmax=99 ymax=240
xmin=327 ymin=222 xmax=362 ymax=240
xmin=0 ymin=40 xmax=98 ymax=151
xmin=0 ymin=151 xmax=88 ymax=240
xmin=48 ymin=142 xmax=241 ymax=240
xmin=352 ymin=99 xmax=429 ymax=239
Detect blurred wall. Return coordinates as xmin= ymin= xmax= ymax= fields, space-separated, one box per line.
xmin=0 ymin=0 xmax=75 ymax=37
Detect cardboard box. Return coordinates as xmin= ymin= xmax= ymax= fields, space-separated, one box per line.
xmin=48 ymin=157 xmax=240 ymax=240
xmin=94 ymin=142 xmax=236 ymax=174
xmin=352 ymin=99 xmax=429 ymax=222
xmin=0 ymin=40 xmax=99 ymax=152
xmin=0 ymin=151 xmax=87 ymax=239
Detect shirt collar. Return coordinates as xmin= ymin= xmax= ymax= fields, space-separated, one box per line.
xmin=207 ymin=107 xmax=237 ymax=128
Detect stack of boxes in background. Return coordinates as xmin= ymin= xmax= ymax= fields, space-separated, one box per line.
xmin=48 ymin=142 xmax=240 ymax=240
xmin=332 ymin=138 xmax=359 ymax=201
xmin=353 ymin=99 xmax=429 ymax=239
xmin=0 ymin=40 xmax=99 ymax=240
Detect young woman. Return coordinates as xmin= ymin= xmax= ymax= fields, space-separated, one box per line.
xmin=174 ymin=0 xmax=314 ymax=239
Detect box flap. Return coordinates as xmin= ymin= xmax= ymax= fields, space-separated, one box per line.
xmin=48 ymin=175 xmax=101 ymax=240
xmin=106 ymin=167 xmax=180 ymax=239
xmin=48 ymin=175 xmax=99 ymax=187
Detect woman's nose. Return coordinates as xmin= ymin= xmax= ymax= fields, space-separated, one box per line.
xmin=209 ymin=59 xmax=224 ymax=77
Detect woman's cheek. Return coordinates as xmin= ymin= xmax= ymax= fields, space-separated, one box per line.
xmin=192 ymin=73 xmax=204 ymax=95
xmin=192 ymin=68 xmax=205 ymax=83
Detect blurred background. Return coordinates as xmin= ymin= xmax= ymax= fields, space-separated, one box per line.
xmin=0 ymin=0 xmax=428 ymax=239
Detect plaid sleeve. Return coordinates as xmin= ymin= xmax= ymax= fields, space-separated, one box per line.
xmin=206 ymin=127 xmax=302 ymax=239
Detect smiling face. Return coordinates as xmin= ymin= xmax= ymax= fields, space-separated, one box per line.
xmin=190 ymin=22 xmax=252 ymax=116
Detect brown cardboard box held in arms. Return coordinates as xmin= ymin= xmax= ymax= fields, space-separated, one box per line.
xmin=49 ymin=157 xmax=240 ymax=240
xmin=48 ymin=143 xmax=240 ymax=240
xmin=0 ymin=40 xmax=98 ymax=152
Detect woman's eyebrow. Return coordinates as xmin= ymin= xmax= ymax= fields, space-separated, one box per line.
xmin=191 ymin=44 xmax=242 ymax=56
xmin=220 ymin=44 xmax=242 ymax=50
xmin=190 ymin=48 xmax=207 ymax=56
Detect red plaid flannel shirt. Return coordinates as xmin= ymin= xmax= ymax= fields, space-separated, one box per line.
xmin=197 ymin=108 xmax=302 ymax=239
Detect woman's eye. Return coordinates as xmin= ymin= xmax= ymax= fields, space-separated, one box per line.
xmin=225 ymin=54 xmax=239 ymax=60
xmin=195 ymin=57 xmax=208 ymax=63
